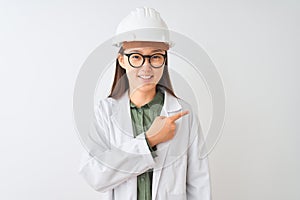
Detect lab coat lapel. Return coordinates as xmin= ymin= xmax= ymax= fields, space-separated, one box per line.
xmin=152 ymin=89 xmax=182 ymax=200
xmin=111 ymin=90 xmax=135 ymax=143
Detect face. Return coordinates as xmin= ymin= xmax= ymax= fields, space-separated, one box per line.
xmin=118 ymin=45 xmax=167 ymax=94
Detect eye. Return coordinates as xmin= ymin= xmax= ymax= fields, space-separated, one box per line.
xmin=130 ymin=54 xmax=142 ymax=60
xmin=132 ymin=55 xmax=140 ymax=59
xmin=152 ymin=54 xmax=164 ymax=60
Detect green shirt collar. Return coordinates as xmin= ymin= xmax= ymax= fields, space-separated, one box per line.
xmin=130 ymin=87 xmax=164 ymax=109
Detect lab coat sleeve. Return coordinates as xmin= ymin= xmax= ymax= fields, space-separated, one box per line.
xmin=186 ymin=111 xmax=212 ymax=200
xmin=78 ymin=100 xmax=156 ymax=192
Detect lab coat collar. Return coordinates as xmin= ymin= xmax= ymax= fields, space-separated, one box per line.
xmin=110 ymin=86 xmax=182 ymax=142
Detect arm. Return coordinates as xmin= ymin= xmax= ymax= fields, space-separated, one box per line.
xmin=78 ymin=100 xmax=156 ymax=192
xmin=186 ymin=111 xmax=212 ymax=200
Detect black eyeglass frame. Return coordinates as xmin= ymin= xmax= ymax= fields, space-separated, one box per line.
xmin=123 ymin=51 xmax=167 ymax=68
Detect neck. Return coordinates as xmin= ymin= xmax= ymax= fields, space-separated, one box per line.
xmin=129 ymin=87 xmax=156 ymax=108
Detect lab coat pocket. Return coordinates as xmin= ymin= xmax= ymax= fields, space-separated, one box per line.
xmin=165 ymin=155 xmax=187 ymax=195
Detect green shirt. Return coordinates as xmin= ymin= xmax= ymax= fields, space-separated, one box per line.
xmin=130 ymin=88 xmax=164 ymax=200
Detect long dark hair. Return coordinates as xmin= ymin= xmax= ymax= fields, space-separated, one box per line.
xmin=108 ymin=47 xmax=177 ymax=99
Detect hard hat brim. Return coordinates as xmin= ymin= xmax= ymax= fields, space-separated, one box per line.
xmin=112 ymin=28 xmax=174 ymax=48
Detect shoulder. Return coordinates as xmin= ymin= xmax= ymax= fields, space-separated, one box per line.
xmin=95 ymin=97 xmax=116 ymax=116
xmin=176 ymin=98 xmax=193 ymax=111
xmin=97 ymin=97 xmax=115 ymax=107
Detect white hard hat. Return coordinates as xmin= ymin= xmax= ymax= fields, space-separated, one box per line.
xmin=112 ymin=7 xmax=173 ymax=48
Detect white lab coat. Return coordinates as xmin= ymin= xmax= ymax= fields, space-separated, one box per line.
xmin=78 ymin=88 xmax=211 ymax=200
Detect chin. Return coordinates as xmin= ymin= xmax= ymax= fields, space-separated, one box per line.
xmin=136 ymin=83 xmax=156 ymax=93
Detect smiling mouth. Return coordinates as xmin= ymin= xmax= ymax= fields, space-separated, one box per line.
xmin=138 ymin=75 xmax=153 ymax=80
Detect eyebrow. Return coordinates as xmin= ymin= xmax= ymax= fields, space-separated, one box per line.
xmin=127 ymin=49 xmax=165 ymax=53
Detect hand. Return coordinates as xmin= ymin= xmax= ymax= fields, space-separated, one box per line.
xmin=146 ymin=110 xmax=189 ymax=147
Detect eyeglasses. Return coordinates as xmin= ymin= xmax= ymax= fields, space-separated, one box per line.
xmin=123 ymin=52 xmax=167 ymax=68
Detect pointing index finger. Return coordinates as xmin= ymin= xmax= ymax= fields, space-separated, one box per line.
xmin=169 ymin=110 xmax=189 ymax=122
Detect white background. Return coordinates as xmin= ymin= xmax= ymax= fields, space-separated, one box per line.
xmin=0 ymin=0 xmax=299 ymax=199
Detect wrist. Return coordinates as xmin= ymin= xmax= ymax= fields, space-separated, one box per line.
xmin=146 ymin=132 xmax=158 ymax=147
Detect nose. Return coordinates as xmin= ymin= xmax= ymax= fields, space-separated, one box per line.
xmin=141 ymin=57 xmax=152 ymax=70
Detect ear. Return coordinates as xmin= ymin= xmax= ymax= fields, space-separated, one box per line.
xmin=118 ymin=53 xmax=126 ymax=69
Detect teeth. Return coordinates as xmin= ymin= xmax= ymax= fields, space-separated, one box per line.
xmin=139 ymin=75 xmax=152 ymax=79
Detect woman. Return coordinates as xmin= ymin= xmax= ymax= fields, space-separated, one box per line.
xmin=79 ymin=7 xmax=211 ymax=200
